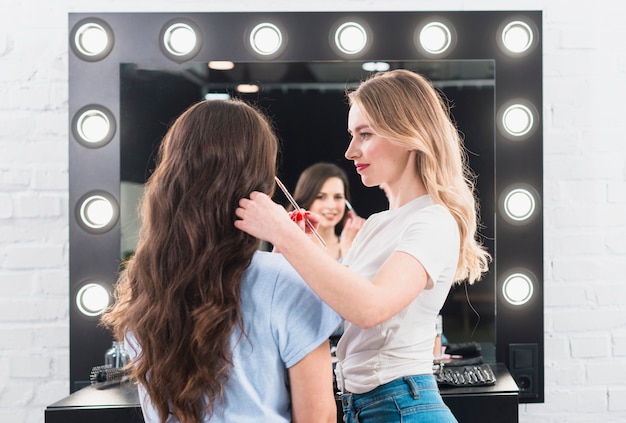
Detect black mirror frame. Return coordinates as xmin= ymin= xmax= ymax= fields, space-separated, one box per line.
xmin=69 ymin=11 xmax=543 ymax=402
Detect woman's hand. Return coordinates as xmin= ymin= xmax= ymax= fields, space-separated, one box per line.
xmin=234 ymin=192 xmax=321 ymax=246
xmin=340 ymin=210 xmax=365 ymax=257
xmin=289 ymin=210 xmax=321 ymax=237
xmin=235 ymin=192 xmax=288 ymax=243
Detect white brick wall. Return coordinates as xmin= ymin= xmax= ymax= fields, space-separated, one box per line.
xmin=1 ymin=1 xmax=624 ymax=422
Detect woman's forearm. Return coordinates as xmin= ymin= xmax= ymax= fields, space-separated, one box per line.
xmin=235 ymin=192 xmax=423 ymax=326
xmin=275 ymin=226 xmax=402 ymax=328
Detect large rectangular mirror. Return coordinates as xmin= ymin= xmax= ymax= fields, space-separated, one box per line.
xmin=119 ymin=59 xmax=496 ymax=343
xmin=69 ymin=11 xmax=543 ymax=402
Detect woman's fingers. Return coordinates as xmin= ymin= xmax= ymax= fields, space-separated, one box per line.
xmin=235 ymin=193 xmax=325 ymax=246
xmin=235 ymin=192 xmax=282 ymax=238
xmin=287 ymin=210 xmax=322 ymax=236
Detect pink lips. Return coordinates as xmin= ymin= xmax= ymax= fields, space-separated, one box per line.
xmin=355 ymin=164 xmax=369 ymax=173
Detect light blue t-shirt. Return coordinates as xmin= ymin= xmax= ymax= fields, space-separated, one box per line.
xmin=126 ymin=251 xmax=342 ymax=422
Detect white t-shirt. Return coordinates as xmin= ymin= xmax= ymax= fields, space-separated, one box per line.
xmin=335 ymin=195 xmax=460 ymax=394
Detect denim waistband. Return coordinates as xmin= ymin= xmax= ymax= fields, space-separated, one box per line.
xmin=340 ymin=374 xmax=438 ymax=409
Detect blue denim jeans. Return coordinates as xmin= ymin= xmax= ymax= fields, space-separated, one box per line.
xmin=340 ymin=374 xmax=458 ymax=423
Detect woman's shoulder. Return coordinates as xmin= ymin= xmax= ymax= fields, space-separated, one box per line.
xmin=400 ymin=196 xmax=454 ymax=222
xmin=245 ymin=251 xmax=304 ymax=287
xmin=249 ymin=250 xmax=293 ymax=273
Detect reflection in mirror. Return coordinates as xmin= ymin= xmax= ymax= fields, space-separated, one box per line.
xmin=119 ymin=60 xmax=495 ymax=345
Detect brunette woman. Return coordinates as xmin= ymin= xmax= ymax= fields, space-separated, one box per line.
xmin=103 ymin=99 xmax=341 ymax=423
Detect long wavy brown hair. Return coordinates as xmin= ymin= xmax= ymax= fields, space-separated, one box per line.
xmin=348 ymin=69 xmax=491 ymax=284
xmin=102 ymin=99 xmax=277 ymax=422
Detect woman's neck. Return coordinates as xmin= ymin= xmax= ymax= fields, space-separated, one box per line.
xmin=385 ymin=151 xmax=428 ymax=210
xmin=386 ymin=181 xmax=427 ymax=210
xmin=385 ymin=159 xmax=428 ymax=210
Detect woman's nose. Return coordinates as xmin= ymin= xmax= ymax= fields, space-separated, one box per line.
xmin=323 ymin=197 xmax=336 ymax=208
xmin=345 ymin=139 xmax=358 ymax=160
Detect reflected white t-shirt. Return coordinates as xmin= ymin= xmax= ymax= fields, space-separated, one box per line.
xmin=336 ymin=195 xmax=459 ymax=394
xmin=126 ymin=251 xmax=342 ymax=422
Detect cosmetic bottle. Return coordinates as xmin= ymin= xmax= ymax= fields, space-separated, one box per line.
xmin=105 ymin=341 xmax=130 ymax=368
xmin=433 ymin=314 xmax=443 ymax=358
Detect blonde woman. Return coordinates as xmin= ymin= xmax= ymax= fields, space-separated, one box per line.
xmin=235 ymin=69 xmax=491 ymax=422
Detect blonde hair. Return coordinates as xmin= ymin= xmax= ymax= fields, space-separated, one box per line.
xmin=348 ymin=69 xmax=491 ymax=284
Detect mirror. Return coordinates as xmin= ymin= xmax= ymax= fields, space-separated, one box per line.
xmin=118 ymin=58 xmax=496 ymax=341
xmin=69 ymin=11 xmax=544 ymax=402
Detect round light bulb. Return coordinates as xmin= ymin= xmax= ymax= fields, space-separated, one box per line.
xmin=503 ymin=188 xmax=536 ymax=222
xmin=80 ymin=195 xmax=114 ymax=228
xmin=420 ymin=22 xmax=452 ymax=54
xmin=250 ymin=23 xmax=283 ymax=56
xmin=76 ymin=110 xmax=110 ymax=144
xmin=335 ymin=22 xmax=367 ymax=55
xmin=76 ymin=283 xmax=110 ymax=316
xmin=163 ymin=23 xmax=197 ymax=56
xmin=502 ymin=21 xmax=534 ymax=54
xmin=502 ymin=104 xmax=534 ymax=137
xmin=502 ymin=273 xmax=534 ymax=306
xmin=70 ymin=18 xmax=114 ymax=61
xmin=76 ymin=192 xmax=119 ymax=233
xmin=75 ymin=23 xmax=110 ymax=56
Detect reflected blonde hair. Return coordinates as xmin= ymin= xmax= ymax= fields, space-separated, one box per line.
xmin=348 ymin=69 xmax=491 ymax=284
xmin=102 ymin=99 xmax=278 ymax=422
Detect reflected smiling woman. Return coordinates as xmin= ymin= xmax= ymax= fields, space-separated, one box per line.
xmin=291 ymin=162 xmax=365 ymax=261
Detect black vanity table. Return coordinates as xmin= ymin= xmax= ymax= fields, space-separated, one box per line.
xmin=46 ymin=363 xmax=519 ymax=423
xmin=437 ymin=363 xmax=519 ymax=423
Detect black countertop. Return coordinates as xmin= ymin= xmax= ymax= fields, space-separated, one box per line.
xmin=47 ymin=363 xmax=519 ymax=423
